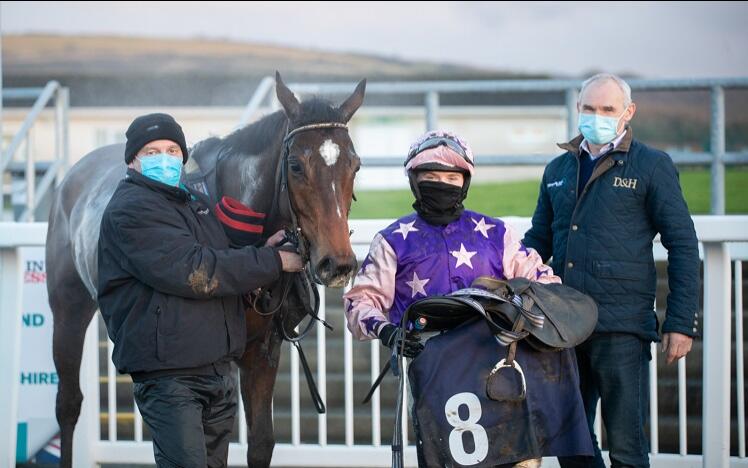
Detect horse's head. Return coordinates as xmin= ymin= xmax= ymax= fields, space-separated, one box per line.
xmin=275 ymin=72 xmax=365 ymax=288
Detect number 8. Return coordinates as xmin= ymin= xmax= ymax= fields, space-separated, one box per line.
xmin=444 ymin=392 xmax=489 ymax=465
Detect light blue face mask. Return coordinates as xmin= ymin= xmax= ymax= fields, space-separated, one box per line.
xmin=138 ymin=153 xmax=183 ymax=187
xmin=578 ymin=110 xmax=626 ymax=145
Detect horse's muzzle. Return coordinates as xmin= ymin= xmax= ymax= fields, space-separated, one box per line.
xmin=314 ymin=255 xmax=357 ymax=288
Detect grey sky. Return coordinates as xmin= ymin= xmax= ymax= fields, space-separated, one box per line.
xmin=2 ymin=1 xmax=747 ymax=78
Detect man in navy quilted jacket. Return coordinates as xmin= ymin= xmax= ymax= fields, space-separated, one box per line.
xmin=523 ymin=73 xmax=700 ymax=468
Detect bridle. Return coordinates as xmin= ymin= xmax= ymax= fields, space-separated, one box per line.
xmin=256 ymin=120 xmax=350 ymax=316
xmin=277 ymin=121 xmax=349 ymax=266
xmin=251 ymin=121 xmax=351 ymax=414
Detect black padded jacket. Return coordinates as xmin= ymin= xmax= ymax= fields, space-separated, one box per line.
xmin=98 ymin=169 xmax=282 ymax=377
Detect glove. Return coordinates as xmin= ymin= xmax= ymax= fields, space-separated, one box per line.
xmin=378 ymin=323 xmax=424 ymax=359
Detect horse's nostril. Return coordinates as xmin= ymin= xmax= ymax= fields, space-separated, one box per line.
xmin=333 ymin=259 xmax=357 ymax=284
xmin=344 ymin=259 xmax=358 ymax=276
xmin=317 ymin=257 xmax=334 ymax=278
xmin=317 ymin=256 xmax=357 ymax=282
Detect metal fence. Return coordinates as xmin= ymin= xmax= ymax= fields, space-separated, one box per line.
xmin=0 ymin=82 xmax=69 ymax=221
xmin=2 ymin=77 xmax=747 ymax=221
xmin=239 ymin=76 xmax=748 ymax=216
xmin=1 ymin=217 xmax=747 ymax=467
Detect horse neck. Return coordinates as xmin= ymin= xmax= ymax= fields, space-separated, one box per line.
xmin=214 ymin=122 xmax=291 ymax=233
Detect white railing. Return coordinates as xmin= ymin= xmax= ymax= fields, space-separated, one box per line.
xmin=1 ymin=217 xmax=747 ymax=467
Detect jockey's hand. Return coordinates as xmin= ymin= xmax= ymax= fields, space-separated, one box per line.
xmin=265 ymin=229 xmax=287 ymax=247
xmin=278 ymin=251 xmax=303 ymax=273
xmin=379 ymin=324 xmax=423 ymax=359
xmin=662 ymin=332 xmax=693 ymax=364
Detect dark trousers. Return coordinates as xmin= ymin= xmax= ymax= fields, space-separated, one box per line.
xmin=558 ymin=333 xmax=651 ymax=468
xmin=133 ymin=372 xmax=237 ymax=468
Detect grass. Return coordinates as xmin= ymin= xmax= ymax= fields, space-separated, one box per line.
xmin=349 ymin=167 xmax=748 ymax=219
xmin=679 ymin=167 xmax=748 ymax=214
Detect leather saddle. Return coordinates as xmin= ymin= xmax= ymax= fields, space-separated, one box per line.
xmin=407 ymin=276 xmax=598 ymax=402
xmin=407 ymin=276 xmax=598 ymax=353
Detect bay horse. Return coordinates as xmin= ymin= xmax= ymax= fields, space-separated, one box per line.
xmin=46 ymin=72 xmax=365 ymax=467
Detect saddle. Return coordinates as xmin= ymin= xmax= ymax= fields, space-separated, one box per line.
xmin=408 ymin=276 xmax=598 ymax=353
xmin=408 ymin=276 xmax=597 ymax=403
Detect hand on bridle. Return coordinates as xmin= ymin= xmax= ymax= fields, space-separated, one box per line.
xmin=265 ymin=229 xmax=303 ymax=272
xmin=378 ymin=323 xmax=424 ymax=359
xmin=264 ymin=229 xmax=288 ymax=248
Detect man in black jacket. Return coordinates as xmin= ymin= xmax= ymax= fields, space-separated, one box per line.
xmin=97 ymin=113 xmax=302 ymax=468
xmin=523 ymin=74 xmax=699 ymax=468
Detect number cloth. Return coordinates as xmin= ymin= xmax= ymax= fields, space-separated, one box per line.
xmin=408 ymin=318 xmax=593 ymax=467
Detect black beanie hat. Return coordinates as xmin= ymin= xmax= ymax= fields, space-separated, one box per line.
xmin=124 ymin=113 xmax=189 ymax=164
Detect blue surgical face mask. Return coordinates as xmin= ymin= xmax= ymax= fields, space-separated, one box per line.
xmin=578 ymin=109 xmax=627 ymax=145
xmin=138 ymin=153 xmax=182 ymax=187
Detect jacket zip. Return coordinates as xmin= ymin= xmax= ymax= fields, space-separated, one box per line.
xmin=155 ymin=306 xmax=162 ymax=361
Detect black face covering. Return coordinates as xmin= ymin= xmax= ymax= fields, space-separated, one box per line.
xmin=413 ymin=180 xmax=465 ymax=225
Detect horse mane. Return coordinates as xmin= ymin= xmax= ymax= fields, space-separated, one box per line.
xmin=222 ymin=97 xmax=346 ymax=154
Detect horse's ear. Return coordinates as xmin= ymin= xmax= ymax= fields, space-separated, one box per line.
xmin=338 ymin=79 xmax=366 ymax=123
xmin=275 ymin=71 xmax=300 ymax=121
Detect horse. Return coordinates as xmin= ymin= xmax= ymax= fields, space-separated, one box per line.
xmin=46 ymin=72 xmax=365 ymax=467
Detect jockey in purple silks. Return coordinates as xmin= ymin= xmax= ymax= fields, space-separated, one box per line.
xmin=345 ymin=130 xmax=558 ymax=339
xmin=344 ymin=131 xmax=593 ymax=467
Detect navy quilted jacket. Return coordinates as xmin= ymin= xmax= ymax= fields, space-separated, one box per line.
xmin=523 ymin=130 xmax=700 ymax=342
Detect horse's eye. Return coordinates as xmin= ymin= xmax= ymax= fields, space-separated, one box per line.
xmin=289 ymin=160 xmax=303 ymax=175
xmin=351 ymin=157 xmax=361 ymax=173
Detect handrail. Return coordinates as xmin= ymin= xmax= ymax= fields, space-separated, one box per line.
xmin=0 ymin=81 xmax=60 ymax=175
xmin=1 ymin=88 xmax=48 ymax=100
xmin=273 ymin=75 xmax=748 ymax=215
xmin=19 ymin=160 xmax=62 ymax=221
xmin=1 ymin=81 xmax=69 ymax=221
xmin=356 ymin=151 xmax=748 ymax=168
xmin=285 ymin=77 xmax=748 ymax=94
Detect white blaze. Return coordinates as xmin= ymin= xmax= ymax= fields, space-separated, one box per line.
xmin=319 ymin=139 xmax=340 ymax=166
xmin=332 ymin=182 xmax=342 ymax=217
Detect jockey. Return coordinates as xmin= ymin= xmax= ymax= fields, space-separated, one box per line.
xmin=344 ymin=130 xmax=558 ymax=342
xmin=343 ymin=130 xmax=593 ymax=467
